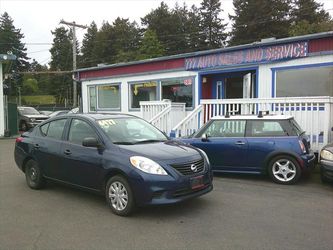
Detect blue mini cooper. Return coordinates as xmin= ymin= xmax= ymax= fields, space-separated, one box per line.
xmin=180 ymin=113 xmax=315 ymax=185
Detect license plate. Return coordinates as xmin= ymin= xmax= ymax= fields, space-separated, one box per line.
xmin=191 ymin=176 xmax=205 ymax=190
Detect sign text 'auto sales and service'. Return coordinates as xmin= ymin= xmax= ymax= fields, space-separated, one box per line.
xmin=185 ymin=41 xmax=308 ymax=70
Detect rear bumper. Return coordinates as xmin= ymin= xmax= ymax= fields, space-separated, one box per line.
xmin=300 ymin=151 xmax=316 ymax=170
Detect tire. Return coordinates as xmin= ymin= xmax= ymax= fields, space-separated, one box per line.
xmin=25 ymin=159 xmax=46 ymax=189
xmin=268 ymin=155 xmax=301 ymax=185
xmin=105 ymin=175 xmax=135 ymax=216
xmin=20 ymin=121 xmax=28 ymax=131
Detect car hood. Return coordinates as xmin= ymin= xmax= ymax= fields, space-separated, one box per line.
xmin=323 ymin=143 xmax=333 ymax=152
xmin=117 ymin=140 xmax=200 ymax=161
xmin=24 ymin=114 xmax=49 ymax=119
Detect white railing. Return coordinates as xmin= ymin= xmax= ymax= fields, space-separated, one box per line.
xmin=140 ymin=100 xmax=186 ymax=135
xmin=171 ymin=105 xmax=203 ymax=138
xmin=172 ymin=96 xmax=333 ymax=152
xmin=140 ymin=100 xmax=171 ymax=122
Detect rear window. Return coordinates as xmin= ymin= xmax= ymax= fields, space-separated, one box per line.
xmin=289 ymin=118 xmax=304 ymax=136
xmin=247 ymin=120 xmax=287 ymax=137
xmin=40 ymin=119 xmax=67 ymax=140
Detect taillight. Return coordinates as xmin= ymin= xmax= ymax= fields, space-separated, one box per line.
xmin=299 ymin=140 xmax=306 ymax=153
xmin=16 ymin=137 xmax=24 ymax=143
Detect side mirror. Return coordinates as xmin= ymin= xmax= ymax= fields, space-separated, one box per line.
xmin=201 ymin=133 xmax=209 ymax=142
xmin=82 ymin=137 xmax=102 ymax=148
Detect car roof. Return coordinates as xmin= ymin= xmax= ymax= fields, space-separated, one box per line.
xmin=210 ymin=114 xmax=294 ymax=120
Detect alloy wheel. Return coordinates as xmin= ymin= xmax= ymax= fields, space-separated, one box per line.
xmin=272 ymin=159 xmax=297 ymax=182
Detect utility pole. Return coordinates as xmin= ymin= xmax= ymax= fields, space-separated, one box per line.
xmin=60 ymin=20 xmax=87 ymax=107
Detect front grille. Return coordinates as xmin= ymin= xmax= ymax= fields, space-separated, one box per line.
xmin=170 ymin=158 xmax=204 ymax=176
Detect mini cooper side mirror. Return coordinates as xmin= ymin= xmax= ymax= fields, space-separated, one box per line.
xmin=201 ymin=133 xmax=209 ymax=142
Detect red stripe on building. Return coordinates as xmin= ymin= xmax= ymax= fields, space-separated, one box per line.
xmin=79 ymin=58 xmax=185 ymax=80
xmin=309 ymin=37 xmax=333 ymax=53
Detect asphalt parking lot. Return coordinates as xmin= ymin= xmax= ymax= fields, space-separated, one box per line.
xmin=1 ymin=139 xmax=332 ymax=250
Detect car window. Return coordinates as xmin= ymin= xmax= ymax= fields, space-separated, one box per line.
xmin=247 ymin=120 xmax=286 ymax=137
xmin=40 ymin=123 xmax=49 ymax=136
xmin=197 ymin=120 xmax=246 ymax=138
xmin=45 ymin=119 xmax=67 ymax=140
xmin=68 ymin=119 xmax=98 ymax=145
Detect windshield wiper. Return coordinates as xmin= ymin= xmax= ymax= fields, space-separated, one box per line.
xmin=134 ymin=139 xmax=166 ymax=144
xmin=112 ymin=142 xmax=135 ymax=145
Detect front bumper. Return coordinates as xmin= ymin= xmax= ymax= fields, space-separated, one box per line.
xmin=320 ymin=159 xmax=333 ymax=181
xmin=129 ymin=168 xmax=213 ymax=206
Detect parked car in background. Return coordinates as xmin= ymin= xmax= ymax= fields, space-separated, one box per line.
xmin=179 ymin=113 xmax=315 ymax=185
xmin=39 ymin=110 xmax=53 ymax=116
xmin=48 ymin=110 xmax=69 ymax=118
xmin=17 ymin=106 xmax=49 ymax=131
xmin=14 ymin=113 xmax=213 ymax=216
xmin=319 ymin=143 xmax=333 ymax=183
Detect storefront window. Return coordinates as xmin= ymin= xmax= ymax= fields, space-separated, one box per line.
xmin=276 ymin=65 xmax=333 ymax=97
xmin=88 ymin=86 xmax=96 ymax=112
xmin=161 ymin=78 xmax=194 ymax=107
xmin=97 ymin=84 xmax=121 ymax=109
xmin=130 ymin=81 xmax=157 ymax=109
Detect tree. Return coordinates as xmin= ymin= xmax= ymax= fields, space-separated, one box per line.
xmin=199 ymin=0 xmax=227 ymax=50
xmin=289 ymin=0 xmax=333 ymax=36
xmin=21 ymin=78 xmax=38 ymax=95
xmin=0 ymin=12 xmax=29 ymax=92
xmin=142 ymin=2 xmax=182 ymax=55
xmin=186 ymin=5 xmax=202 ymax=52
xmin=229 ymin=0 xmax=292 ymax=46
xmin=137 ymin=29 xmax=165 ymax=60
xmin=80 ymin=21 xmax=98 ymax=68
xmin=111 ymin=18 xmax=141 ymax=63
xmin=49 ymin=27 xmax=73 ymax=104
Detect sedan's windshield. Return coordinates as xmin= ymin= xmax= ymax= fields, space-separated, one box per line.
xmin=97 ymin=117 xmax=167 ymax=144
xmin=18 ymin=107 xmax=40 ymax=115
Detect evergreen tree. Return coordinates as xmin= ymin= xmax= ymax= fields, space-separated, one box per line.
xmin=0 ymin=12 xmax=29 ymax=92
xmin=80 ymin=21 xmax=98 ymax=67
xmin=187 ymin=5 xmax=202 ymax=52
xmin=112 ymin=18 xmax=141 ymax=63
xmin=289 ymin=0 xmax=333 ymax=36
xmin=229 ymin=0 xmax=292 ymax=46
xmin=199 ymin=0 xmax=227 ymax=50
xmin=137 ymin=29 xmax=165 ymax=60
xmin=142 ymin=2 xmax=182 ymax=55
xmin=49 ymin=27 xmax=73 ymax=104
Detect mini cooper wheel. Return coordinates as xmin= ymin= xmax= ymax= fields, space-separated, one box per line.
xmin=106 ymin=175 xmax=135 ymax=216
xmin=268 ymin=155 xmax=301 ymax=185
xmin=25 ymin=159 xmax=45 ymax=189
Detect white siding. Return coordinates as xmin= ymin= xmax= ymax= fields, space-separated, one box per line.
xmin=0 ymin=65 xmax=4 ymax=136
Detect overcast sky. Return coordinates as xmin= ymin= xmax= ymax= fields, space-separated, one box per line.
xmin=0 ymin=0 xmax=332 ymax=66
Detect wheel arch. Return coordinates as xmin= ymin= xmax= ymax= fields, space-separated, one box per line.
xmin=263 ymin=151 xmax=302 ymax=173
xmin=22 ymin=156 xmax=35 ymax=173
xmin=103 ymin=168 xmax=129 ymax=189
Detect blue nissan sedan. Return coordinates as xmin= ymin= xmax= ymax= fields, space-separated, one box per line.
xmin=14 ymin=113 xmax=213 ymax=216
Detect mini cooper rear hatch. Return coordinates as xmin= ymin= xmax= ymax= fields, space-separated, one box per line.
xmin=14 ymin=113 xmax=213 ymax=216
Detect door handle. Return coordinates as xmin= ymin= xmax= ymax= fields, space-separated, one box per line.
xmin=235 ymin=141 xmax=245 ymax=145
xmin=64 ymin=149 xmax=72 ymax=155
xmin=34 ymin=144 xmax=40 ymax=149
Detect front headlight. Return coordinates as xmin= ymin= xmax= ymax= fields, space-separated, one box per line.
xmin=130 ymin=156 xmax=168 ymax=175
xmin=320 ymin=150 xmax=333 ymax=161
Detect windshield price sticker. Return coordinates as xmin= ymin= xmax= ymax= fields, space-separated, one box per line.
xmin=98 ymin=119 xmax=116 ymax=128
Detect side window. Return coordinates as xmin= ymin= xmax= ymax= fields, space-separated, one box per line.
xmin=68 ymin=119 xmax=98 ymax=145
xmin=198 ymin=120 xmax=246 ymax=138
xmin=40 ymin=123 xmax=50 ymax=136
xmin=248 ymin=120 xmax=286 ymax=137
xmin=47 ymin=119 xmax=67 ymax=140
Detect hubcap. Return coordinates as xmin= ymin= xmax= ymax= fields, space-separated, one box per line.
xmin=272 ymin=159 xmax=296 ymax=182
xmin=29 ymin=167 xmax=37 ymax=181
xmin=109 ymin=181 xmax=128 ymax=211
